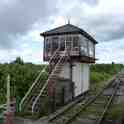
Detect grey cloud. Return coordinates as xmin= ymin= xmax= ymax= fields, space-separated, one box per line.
xmin=77 ymin=13 xmax=124 ymax=42
xmin=64 ymin=1 xmax=124 ymax=43
xmin=79 ymin=0 xmax=99 ymax=6
xmin=0 ymin=0 xmax=58 ymax=49
xmin=0 ymin=0 xmax=124 ymax=49
xmin=104 ymin=25 xmax=124 ymax=41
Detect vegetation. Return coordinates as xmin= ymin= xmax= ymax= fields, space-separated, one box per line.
xmin=107 ymin=103 xmax=124 ymax=119
xmin=90 ymin=63 xmax=124 ymax=92
xmin=0 ymin=57 xmax=48 ymax=105
xmin=0 ymin=58 xmax=123 ymax=111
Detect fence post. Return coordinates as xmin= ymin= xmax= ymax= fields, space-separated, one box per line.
xmin=4 ymin=74 xmax=16 ymax=124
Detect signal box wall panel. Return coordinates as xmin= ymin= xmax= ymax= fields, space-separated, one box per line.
xmin=72 ymin=63 xmax=90 ymax=97
xmin=58 ymin=62 xmax=90 ymax=97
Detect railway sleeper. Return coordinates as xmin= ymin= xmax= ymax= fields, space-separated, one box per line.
xmin=79 ymin=113 xmax=99 ymax=120
xmin=72 ymin=117 xmax=96 ymax=124
xmin=85 ymin=107 xmax=106 ymax=113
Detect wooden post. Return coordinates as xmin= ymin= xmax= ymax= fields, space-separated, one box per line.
xmin=7 ymin=74 xmax=10 ymax=112
xmin=4 ymin=74 xmax=15 ymax=124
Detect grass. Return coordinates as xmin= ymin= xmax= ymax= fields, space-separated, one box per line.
xmin=90 ymin=71 xmax=113 ymax=94
xmin=90 ymin=64 xmax=124 ymax=93
xmin=107 ymin=103 xmax=124 ymax=119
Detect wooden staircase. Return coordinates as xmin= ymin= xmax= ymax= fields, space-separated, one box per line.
xmin=19 ymin=50 xmax=69 ymax=115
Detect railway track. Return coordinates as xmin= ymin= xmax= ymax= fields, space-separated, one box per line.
xmin=48 ymin=71 xmax=124 ymax=124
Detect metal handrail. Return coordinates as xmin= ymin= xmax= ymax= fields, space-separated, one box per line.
xmin=0 ymin=104 xmax=6 ymax=109
xmin=19 ymin=48 xmax=60 ymax=111
xmin=32 ymin=50 xmax=67 ymax=113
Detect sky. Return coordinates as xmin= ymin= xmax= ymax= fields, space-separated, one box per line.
xmin=0 ymin=0 xmax=124 ymax=64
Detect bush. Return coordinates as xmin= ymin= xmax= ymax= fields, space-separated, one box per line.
xmin=0 ymin=62 xmax=48 ymax=105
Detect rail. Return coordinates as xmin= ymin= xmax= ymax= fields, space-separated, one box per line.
xmin=96 ymin=79 xmax=121 ymax=124
xmin=19 ymin=48 xmax=60 ymax=112
xmin=65 ymin=74 xmax=122 ymax=124
xmin=32 ymin=50 xmax=68 ymax=113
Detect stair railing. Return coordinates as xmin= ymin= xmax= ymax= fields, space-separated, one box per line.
xmin=32 ymin=50 xmax=68 ymax=113
xmin=0 ymin=104 xmax=6 ymax=109
xmin=19 ymin=48 xmax=60 ymax=112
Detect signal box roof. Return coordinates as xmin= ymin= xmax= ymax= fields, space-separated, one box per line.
xmin=40 ymin=24 xmax=98 ymax=44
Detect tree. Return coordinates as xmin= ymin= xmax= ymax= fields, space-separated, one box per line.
xmin=12 ymin=57 xmax=24 ymax=65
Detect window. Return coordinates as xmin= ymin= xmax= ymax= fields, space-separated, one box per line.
xmin=73 ymin=36 xmax=79 ymax=51
xmin=66 ymin=41 xmax=71 ymax=50
xmin=52 ymin=37 xmax=59 ymax=51
xmin=45 ymin=38 xmax=51 ymax=52
xmin=65 ymin=36 xmax=72 ymax=50
xmin=60 ymin=37 xmax=65 ymax=51
xmin=80 ymin=37 xmax=88 ymax=55
xmin=89 ymin=41 xmax=94 ymax=57
xmin=66 ymin=36 xmax=72 ymax=42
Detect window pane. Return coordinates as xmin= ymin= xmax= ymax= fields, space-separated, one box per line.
xmin=73 ymin=36 xmax=79 ymax=51
xmin=52 ymin=37 xmax=58 ymax=51
xmin=73 ymin=40 xmax=78 ymax=47
xmin=89 ymin=41 xmax=94 ymax=57
xmin=46 ymin=38 xmax=51 ymax=52
xmin=66 ymin=41 xmax=71 ymax=50
xmin=60 ymin=37 xmax=65 ymax=51
xmin=80 ymin=38 xmax=88 ymax=55
xmin=66 ymin=36 xmax=72 ymax=41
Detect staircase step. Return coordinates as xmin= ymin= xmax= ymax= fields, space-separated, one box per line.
xmin=54 ymin=70 xmax=62 ymax=73
xmin=50 ymin=76 xmax=58 ymax=79
xmin=51 ymin=73 xmax=58 ymax=76
xmin=41 ymin=94 xmax=48 ymax=97
xmin=53 ymin=71 xmax=61 ymax=74
xmin=49 ymin=77 xmax=58 ymax=80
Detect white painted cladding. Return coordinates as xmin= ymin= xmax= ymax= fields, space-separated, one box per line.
xmin=59 ymin=62 xmax=90 ymax=97
xmin=81 ymin=64 xmax=90 ymax=93
xmin=72 ymin=63 xmax=90 ymax=96
xmin=72 ymin=63 xmax=82 ymax=96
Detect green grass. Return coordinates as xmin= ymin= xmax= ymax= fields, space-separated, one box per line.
xmin=90 ymin=64 xmax=124 ymax=120
xmin=90 ymin=64 xmax=124 ymax=92
xmin=107 ymin=103 xmax=124 ymax=119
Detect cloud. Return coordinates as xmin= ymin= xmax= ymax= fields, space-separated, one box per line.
xmin=0 ymin=29 xmax=43 ymax=63
xmin=0 ymin=0 xmax=58 ymax=49
xmin=79 ymin=0 xmax=99 ymax=6
xmin=84 ymin=13 xmax=124 ymax=42
xmin=96 ymin=39 xmax=124 ymax=63
xmin=58 ymin=0 xmax=124 ymax=42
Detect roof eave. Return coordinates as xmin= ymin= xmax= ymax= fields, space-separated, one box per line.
xmin=40 ymin=31 xmax=80 ymax=37
xmin=40 ymin=31 xmax=98 ymax=44
xmin=79 ymin=32 xmax=98 ymax=44
xmin=40 ymin=33 xmax=45 ymax=37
